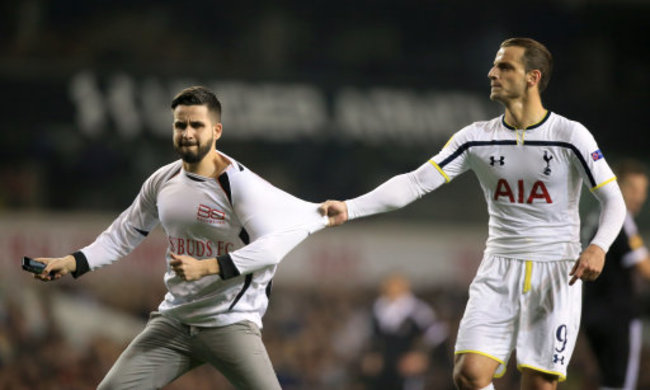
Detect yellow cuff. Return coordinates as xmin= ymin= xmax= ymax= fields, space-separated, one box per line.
xmin=429 ymin=160 xmax=450 ymax=183
xmin=590 ymin=176 xmax=616 ymax=192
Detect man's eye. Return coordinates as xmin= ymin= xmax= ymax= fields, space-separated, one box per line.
xmin=175 ymin=122 xmax=187 ymax=130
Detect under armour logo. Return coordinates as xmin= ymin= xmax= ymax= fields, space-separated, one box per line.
xmin=490 ymin=156 xmax=505 ymax=166
xmin=543 ymin=151 xmax=553 ymax=175
xmin=553 ymin=354 xmax=565 ymax=365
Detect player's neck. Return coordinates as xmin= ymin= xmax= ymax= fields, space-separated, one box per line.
xmin=183 ymin=150 xmax=230 ymax=178
xmin=503 ymin=94 xmax=546 ymax=129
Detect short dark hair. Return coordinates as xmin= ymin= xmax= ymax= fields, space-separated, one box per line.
xmin=501 ymin=37 xmax=553 ymax=93
xmin=171 ymin=86 xmax=222 ymax=120
xmin=614 ymin=159 xmax=648 ymax=181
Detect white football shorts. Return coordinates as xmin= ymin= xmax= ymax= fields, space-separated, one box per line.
xmin=454 ymin=255 xmax=581 ymax=381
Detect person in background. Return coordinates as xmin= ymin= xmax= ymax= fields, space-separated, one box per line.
xmin=360 ymin=272 xmax=450 ymax=390
xmin=582 ymin=159 xmax=650 ymax=390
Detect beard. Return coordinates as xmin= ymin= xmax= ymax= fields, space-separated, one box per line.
xmin=174 ymin=137 xmax=213 ymax=164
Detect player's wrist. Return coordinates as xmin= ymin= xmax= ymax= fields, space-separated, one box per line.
xmin=204 ymin=258 xmax=220 ymax=276
xmin=586 ymin=243 xmax=606 ymax=256
xmin=63 ymin=255 xmax=77 ymax=272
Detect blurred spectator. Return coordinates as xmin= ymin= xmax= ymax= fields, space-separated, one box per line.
xmin=358 ymin=273 xmax=451 ymax=390
xmin=582 ymin=159 xmax=650 ymax=390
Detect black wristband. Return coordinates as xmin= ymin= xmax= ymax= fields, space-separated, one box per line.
xmin=217 ymin=254 xmax=240 ymax=280
xmin=71 ymin=251 xmax=90 ymax=279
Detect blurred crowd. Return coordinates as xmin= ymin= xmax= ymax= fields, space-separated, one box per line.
xmin=2 ymin=276 xmax=650 ymax=390
xmin=0 ymin=277 xmax=456 ymax=390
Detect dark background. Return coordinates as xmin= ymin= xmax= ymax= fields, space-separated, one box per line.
xmin=0 ymin=1 xmax=649 ymax=389
xmin=0 ymin=0 xmax=648 ymax=222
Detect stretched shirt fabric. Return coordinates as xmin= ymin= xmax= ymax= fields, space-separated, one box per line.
xmin=76 ymin=152 xmax=328 ymax=328
xmin=346 ymin=112 xmax=625 ymax=261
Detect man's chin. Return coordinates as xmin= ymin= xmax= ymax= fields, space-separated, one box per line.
xmin=174 ymin=140 xmax=213 ymax=164
xmin=489 ymin=93 xmax=504 ymax=103
xmin=176 ymin=150 xmax=201 ymax=164
xmin=180 ymin=155 xmax=201 ymax=164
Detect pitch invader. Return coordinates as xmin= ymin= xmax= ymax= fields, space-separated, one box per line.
xmin=29 ymin=86 xmax=328 ymax=390
xmin=320 ymin=38 xmax=626 ymax=390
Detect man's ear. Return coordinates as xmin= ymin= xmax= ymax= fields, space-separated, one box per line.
xmin=213 ymin=122 xmax=223 ymax=141
xmin=527 ymin=69 xmax=542 ymax=88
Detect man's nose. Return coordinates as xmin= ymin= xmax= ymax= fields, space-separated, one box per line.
xmin=182 ymin=126 xmax=197 ymax=137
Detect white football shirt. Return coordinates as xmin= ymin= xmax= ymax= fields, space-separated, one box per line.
xmin=78 ymin=152 xmax=327 ymax=328
xmin=347 ymin=112 xmax=622 ymax=261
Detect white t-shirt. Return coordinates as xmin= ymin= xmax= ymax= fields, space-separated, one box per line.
xmin=79 ymin=152 xmax=328 ymax=327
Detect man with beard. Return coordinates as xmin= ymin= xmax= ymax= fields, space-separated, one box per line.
xmin=30 ymin=86 xmax=328 ymax=389
xmin=319 ymin=38 xmax=626 ymax=390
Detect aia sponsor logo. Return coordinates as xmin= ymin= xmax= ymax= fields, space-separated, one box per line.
xmin=494 ymin=178 xmax=553 ymax=204
xmin=197 ymin=204 xmax=226 ymax=225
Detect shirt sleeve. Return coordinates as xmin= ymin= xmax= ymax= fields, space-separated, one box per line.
xmin=570 ymin=122 xmax=617 ymax=191
xmin=345 ymin=161 xmax=447 ymax=220
xmin=219 ymin=170 xmax=328 ymax=277
xmin=77 ymin=165 xmax=169 ymax=273
xmin=570 ymin=123 xmax=626 ymax=252
xmin=346 ymin=126 xmax=472 ymax=220
xmin=429 ymin=125 xmax=473 ymax=181
xmin=589 ymin=181 xmax=626 ymax=252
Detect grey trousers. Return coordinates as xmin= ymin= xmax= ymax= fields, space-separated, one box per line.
xmin=97 ymin=313 xmax=282 ymax=390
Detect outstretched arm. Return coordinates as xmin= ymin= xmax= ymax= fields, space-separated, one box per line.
xmin=30 ymin=164 xmax=174 ymax=282
xmin=319 ymin=160 xmax=448 ymax=226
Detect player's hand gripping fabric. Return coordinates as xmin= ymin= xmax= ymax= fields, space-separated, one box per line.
xmin=170 ymin=253 xmax=219 ymax=281
xmin=319 ymin=200 xmax=348 ymax=227
xmin=569 ymin=244 xmax=605 ymax=285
